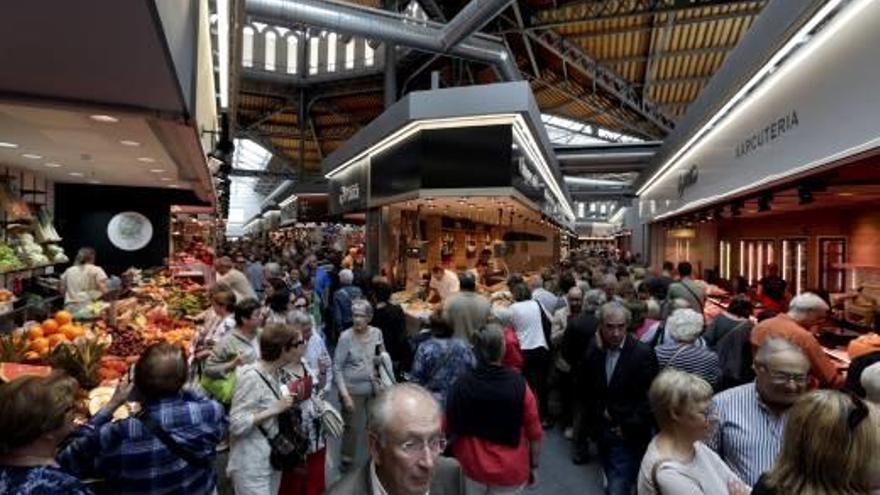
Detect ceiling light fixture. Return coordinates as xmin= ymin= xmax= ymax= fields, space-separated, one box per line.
xmin=69 ymin=172 xmax=85 ymax=177
xmin=0 ymin=142 xmax=18 ymax=149
xmin=21 ymin=153 xmax=42 ymax=159
xmin=757 ymin=193 xmax=773 ymax=212
xmin=119 ymin=140 xmax=141 ymax=147
xmin=137 ymin=157 xmax=156 ymax=163
xmin=797 ymin=185 xmax=815 ymax=205
xmin=167 ymin=184 xmax=182 ymax=188
xmin=88 ymin=180 xmax=102 ymax=185
xmin=150 ymin=169 xmax=166 ymax=173
xmin=90 ymin=114 xmax=119 ymax=123
xmin=160 ymin=177 xmax=173 ymax=182
xmin=837 ymin=192 xmax=855 ymax=197
xmin=44 ymin=162 xmax=63 ymax=168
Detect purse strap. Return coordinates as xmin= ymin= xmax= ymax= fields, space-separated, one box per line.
xmin=252 ymin=368 xmax=283 ymax=440
xmin=138 ymin=412 xmax=212 ymax=469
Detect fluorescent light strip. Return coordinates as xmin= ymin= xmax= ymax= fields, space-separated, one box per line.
xmin=512 ymin=115 xmax=575 ymax=221
xmin=638 ymin=0 xmax=866 ymax=197
xmin=783 ymin=240 xmax=789 ymax=280
xmin=796 ymin=242 xmax=803 ymax=294
xmin=726 ymin=243 xmax=731 ymax=279
xmin=740 ymin=240 xmax=745 ymax=277
xmin=217 ymin=0 xmax=230 ymax=109
xmin=325 ymin=114 xmax=518 ymax=179
xmin=325 ymin=113 xmax=575 ymax=221
xmin=279 ymin=194 xmax=298 ymax=208
xmin=608 ymin=206 xmax=627 ymax=224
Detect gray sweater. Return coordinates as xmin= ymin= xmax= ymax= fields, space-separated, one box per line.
xmin=333 ymin=326 xmax=384 ymax=396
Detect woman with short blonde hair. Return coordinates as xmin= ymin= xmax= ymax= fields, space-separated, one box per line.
xmin=637 ymin=370 xmax=748 ymax=494
xmin=753 ymin=389 xmax=880 ymax=495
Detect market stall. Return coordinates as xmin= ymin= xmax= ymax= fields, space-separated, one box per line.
xmin=307 ymin=82 xmax=575 ymax=305
xmin=0 ymin=270 xmax=209 ymax=414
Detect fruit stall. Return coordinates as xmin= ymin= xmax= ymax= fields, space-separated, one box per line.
xmin=0 ymin=270 xmax=209 ymax=413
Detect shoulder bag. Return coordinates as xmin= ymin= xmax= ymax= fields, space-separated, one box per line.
xmin=253 ymin=370 xmax=309 ymax=471
xmin=138 ymin=412 xmax=213 ymax=469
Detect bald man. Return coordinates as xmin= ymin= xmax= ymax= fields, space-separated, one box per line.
xmin=326 ymin=383 xmax=465 ymax=495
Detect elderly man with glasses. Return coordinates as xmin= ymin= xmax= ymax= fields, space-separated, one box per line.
xmin=707 ymin=337 xmax=812 ymax=486
xmin=326 ymin=383 xmax=465 ymax=495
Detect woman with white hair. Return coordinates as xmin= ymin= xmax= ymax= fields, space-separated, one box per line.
xmin=654 ymin=309 xmax=720 ymax=389
xmin=637 ymin=370 xmax=749 ymax=494
xmin=861 ymin=362 xmax=880 ymax=404
xmin=491 ymin=306 xmax=524 ymax=371
xmin=332 ymin=298 xmax=386 ymax=471
xmin=331 ymin=268 xmax=363 ymax=344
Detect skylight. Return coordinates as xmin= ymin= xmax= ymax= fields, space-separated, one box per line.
xmin=233 ymin=138 xmax=272 ymax=170
xmin=542 ymin=114 xmax=644 ymax=145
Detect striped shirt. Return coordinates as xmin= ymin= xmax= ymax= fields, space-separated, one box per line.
xmin=707 ymin=382 xmax=786 ymax=486
xmin=655 ymin=343 xmax=721 ymax=388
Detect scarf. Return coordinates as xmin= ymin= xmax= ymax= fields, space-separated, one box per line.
xmin=446 ymin=364 xmax=526 ymax=447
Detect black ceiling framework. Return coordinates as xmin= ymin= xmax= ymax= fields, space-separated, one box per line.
xmin=229 ymin=0 xmax=768 ymax=204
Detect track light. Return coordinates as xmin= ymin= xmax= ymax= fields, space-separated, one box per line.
xmin=758 ymin=193 xmax=773 ymax=212
xmin=730 ymin=199 xmax=744 ymax=217
xmin=798 ymin=185 xmax=814 ymax=205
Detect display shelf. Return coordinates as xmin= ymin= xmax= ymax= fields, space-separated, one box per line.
xmin=0 ymin=263 xmax=62 ymax=276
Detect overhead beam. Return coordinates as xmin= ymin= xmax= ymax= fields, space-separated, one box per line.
xmin=598 ymin=44 xmax=737 ymax=65
xmin=561 ymin=163 xmax=650 ymax=173
xmin=553 ymin=10 xmax=760 ymax=38
xmin=526 ymin=29 xmax=675 ymax=135
xmin=533 ymin=0 xmax=763 ymax=28
xmin=528 ymin=75 xmax=656 ymax=140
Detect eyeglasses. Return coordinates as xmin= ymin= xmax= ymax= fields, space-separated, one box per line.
xmin=767 ymin=370 xmax=809 ymax=385
xmin=396 ymin=436 xmax=447 ymax=458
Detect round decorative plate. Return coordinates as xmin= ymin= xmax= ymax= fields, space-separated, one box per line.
xmin=107 ymin=212 xmax=153 ymax=251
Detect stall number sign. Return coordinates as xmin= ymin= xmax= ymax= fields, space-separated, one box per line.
xmin=340 ymin=183 xmax=361 ymax=205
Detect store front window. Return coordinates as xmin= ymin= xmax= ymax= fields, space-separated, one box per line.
xmin=719 ymin=240 xmax=732 ymax=280
xmin=781 ymin=238 xmax=808 ymax=295
xmin=819 ymin=237 xmax=847 ymax=294
xmin=739 ymin=239 xmax=775 ymax=285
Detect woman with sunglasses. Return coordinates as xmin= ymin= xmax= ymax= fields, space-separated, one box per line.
xmin=278 ymin=317 xmax=328 ymax=495
xmin=637 ymin=370 xmax=749 ymax=495
xmin=227 ymin=323 xmax=302 ymax=495
xmin=752 ymin=389 xmax=880 ymax=495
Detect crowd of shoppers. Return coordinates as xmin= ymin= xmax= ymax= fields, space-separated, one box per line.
xmin=3 ymin=233 xmax=880 ymax=495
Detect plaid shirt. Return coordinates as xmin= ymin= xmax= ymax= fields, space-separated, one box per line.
xmin=58 ymin=389 xmax=226 ymax=495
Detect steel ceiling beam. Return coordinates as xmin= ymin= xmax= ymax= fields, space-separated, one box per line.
xmin=528 ymin=75 xmax=657 ymax=140
xmin=526 ymin=29 xmax=675 ymax=135
xmin=245 ymin=0 xmax=521 ymax=81
xmin=553 ymin=10 xmax=760 ymax=38
xmin=533 ymin=0 xmax=763 ymax=28
xmin=599 ymin=44 xmax=737 ymax=65
xmin=439 ymin=0 xmax=515 ymax=51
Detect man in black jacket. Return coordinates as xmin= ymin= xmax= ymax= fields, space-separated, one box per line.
xmin=564 ymin=289 xmax=606 ymax=464
xmin=579 ymin=301 xmax=658 ymax=495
